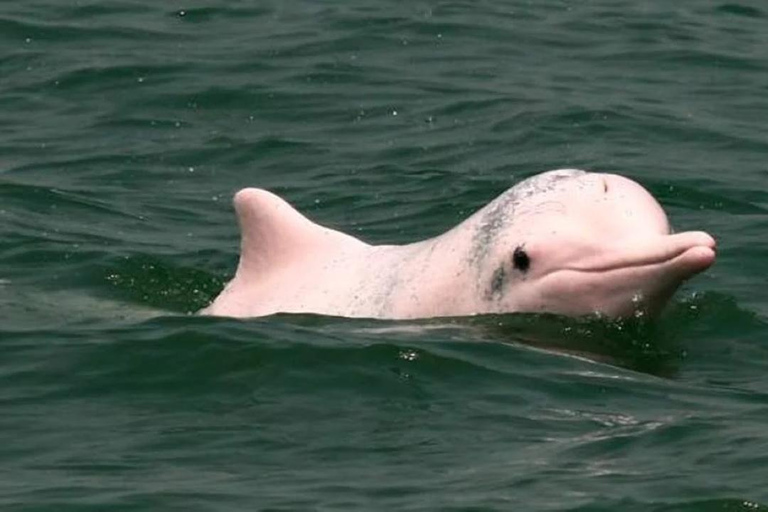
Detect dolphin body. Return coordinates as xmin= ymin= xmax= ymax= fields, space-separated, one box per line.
xmin=201 ymin=169 xmax=716 ymax=320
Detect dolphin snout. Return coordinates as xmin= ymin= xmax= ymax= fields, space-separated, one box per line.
xmin=665 ymin=231 xmax=716 ymax=278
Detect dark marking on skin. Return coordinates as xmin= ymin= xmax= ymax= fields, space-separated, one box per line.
xmin=485 ymin=264 xmax=507 ymax=300
xmin=470 ymin=169 xmax=587 ymax=269
xmin=471 ymin=196 xmax=514 ymax=267
xmin=470 ymin=170 xmax=586 ymax=299
xmin=485 ymin=245 xmax=531 ymax=300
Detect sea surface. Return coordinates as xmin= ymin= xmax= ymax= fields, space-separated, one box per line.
xmin=2 ymin=1 xmax=768 ymax=510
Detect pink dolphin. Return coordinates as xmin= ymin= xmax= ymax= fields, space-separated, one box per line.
xmin=201 ymin=169 xmax=716 ymax=320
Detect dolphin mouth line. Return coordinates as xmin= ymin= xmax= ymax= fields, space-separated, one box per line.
xmin=558 ymin=244 xmax=716 ymax=275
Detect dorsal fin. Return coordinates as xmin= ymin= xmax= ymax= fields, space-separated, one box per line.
xmin=232 ymin=188 xmax=366 ymax=278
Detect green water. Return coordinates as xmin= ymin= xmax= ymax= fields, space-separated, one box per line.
xmin=2 ymin=1 xmax=768 ymax=510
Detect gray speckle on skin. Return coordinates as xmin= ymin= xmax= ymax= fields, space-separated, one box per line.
xmin=486 ymin=264 xmax=506 ymax=300
xmin=470 ymin=169 xmax=587 ymax=293
xmin=362 ymin=247 xmax=415 ymax=317
xmin=374 ymin=268 xmax=400 ymax=318
xmin=470 ymin=193 xmax=515 ymax=268
xmin=471 ymin=170 xmax=586 ymax=266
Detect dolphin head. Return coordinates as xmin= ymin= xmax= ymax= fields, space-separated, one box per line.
xmin=475 ymin=170 xmax=716 ymax=318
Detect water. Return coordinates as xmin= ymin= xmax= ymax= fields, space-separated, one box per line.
xmin=2 ymin=1 xmax=768 ymax=510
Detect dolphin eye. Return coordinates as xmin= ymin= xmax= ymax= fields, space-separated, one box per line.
xmin=513 ymin=246 xmax=530 ymax=272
